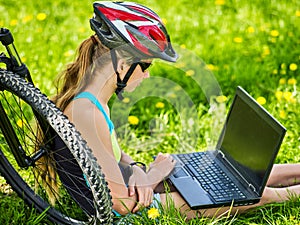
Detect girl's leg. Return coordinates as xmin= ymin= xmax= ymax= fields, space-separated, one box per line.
xmin=160 ymin=184 xmax=300 ymax=219
xmin=267 ymin=164 xmax=300 ymax=187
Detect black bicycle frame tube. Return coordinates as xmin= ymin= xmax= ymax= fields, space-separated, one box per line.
xmin=0 ymin=101 xmax=29 ymax=168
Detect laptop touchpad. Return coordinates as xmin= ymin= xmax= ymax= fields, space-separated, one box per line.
xmin=173 ymin=167 xmax=189 ymax=178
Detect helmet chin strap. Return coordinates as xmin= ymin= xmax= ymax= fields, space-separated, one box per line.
xmin=111 ymin=49 xmax=139 ymax=100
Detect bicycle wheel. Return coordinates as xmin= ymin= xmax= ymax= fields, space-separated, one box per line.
xmin=0 ymin=69 xmax=114 ymax=224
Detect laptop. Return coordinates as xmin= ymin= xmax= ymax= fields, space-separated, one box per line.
xmin=168 ymin=86 xmax=286 ymax=209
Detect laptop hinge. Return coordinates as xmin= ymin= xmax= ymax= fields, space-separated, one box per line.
xmin=248 ymin=184 xmax=258 ymax=195
xmin=216 ymin=150 xmax=259 ymax=196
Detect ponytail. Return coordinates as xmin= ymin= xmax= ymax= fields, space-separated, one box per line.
xmin=53 ymin=35 xmax=109 ymax=111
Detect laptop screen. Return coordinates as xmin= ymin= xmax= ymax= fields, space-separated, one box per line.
xmin=217 ymin=87 xmax=286 ymax=195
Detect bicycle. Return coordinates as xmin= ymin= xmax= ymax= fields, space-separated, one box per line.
xmin=0 ymin=28 xmax=114 ymax=224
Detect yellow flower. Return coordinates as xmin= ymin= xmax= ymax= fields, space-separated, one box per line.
xmin=175 ymin=62 xmax=186 ymax=68
xmin=22 ymin=15 xmax=33 ymax=23
xmin=64 ymin=50 xmax=74 ymax=57
xmin=147 ymin=207 xmax=160 ymax=219
xmin=155 ymin=102 xmax=165 ymax=108
xmin=280 ymin=70 xmax=286 ymax=75
xmin=272 ymin=69 xmax=278 ymax=75
xmin=216 ymin=95 xmax=228 ymax=103
xmin=167 ymin=93 xmax=177 ymax=98
xmin=256 ymin=96 xmax=266 ymax=105
xmin=122 ymin=97 xmax=130 ymax=103
xmin=128 ymin=115 xmax=139 ymax=125
xmin=289 ymin=63 xmax=298 ymax=71
xmin=296 ymin=10 xmax=300 ymax=17
xmin=279 ymin=110 xmax=287 ymax=119
xmin=279 ymin=78 xmax=286 ymax=85
xmin=247 ymin=26 xmax=255 ymax=33
xmin=185 ymin=69 xmax=195 ymax=76
xmin=275 ymin=91 xmax=283 ymax=100
xmin=215 ymin=0 xmax=225 ymax=5
xmin=233 ymin=37 xmax=243 ymax=43
xmin=78 ymin=27 xmax=86 ymax=33
xmin=270 ymin=30 xmax=279 ymax=37
xmin=37 ymin=13 xmax=47 ymax=21
xmin=287 ymin=78 xmax=297 ymax=85
xmin=17 ymin=119 xmax=24 ymax=128
xmin=283 ymin=91 xmax=292 ymax=101
xmin=206 ymin=64 xmax=213 ymax=70
xmin=180 ymin=44 xmax=186 ymax=49
xmin=161 ymin=18 xmax=167 ymax=25
xmin=10 ymin=19 xmax=18 ymax=26
xmin=262 ymin=46 xmax=270 ymax=57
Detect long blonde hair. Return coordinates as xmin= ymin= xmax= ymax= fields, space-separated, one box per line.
xmin=53 ymin=35 xmax=111 ymax=111
xmin=37 ymin=35 xmax=135 ymax=205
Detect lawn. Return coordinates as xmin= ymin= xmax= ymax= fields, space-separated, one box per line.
xmin=0 ymin=0 xmax=299 ymax=224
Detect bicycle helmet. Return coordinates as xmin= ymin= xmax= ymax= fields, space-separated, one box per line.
xmin=90 ymin=1 xmax=178 ymax=99
xmin=90 ymin=1 xmax=178 ymax=62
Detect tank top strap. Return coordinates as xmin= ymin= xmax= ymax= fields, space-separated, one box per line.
xmin=74 ymin=92 xmax=114 ymax=134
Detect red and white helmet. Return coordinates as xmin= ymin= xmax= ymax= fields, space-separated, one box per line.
xmin=90 ymin=1 xmax=178 ymax=62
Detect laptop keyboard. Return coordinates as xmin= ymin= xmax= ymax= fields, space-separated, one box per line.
xmin=177 ymin=152 xmax=246 ymax=202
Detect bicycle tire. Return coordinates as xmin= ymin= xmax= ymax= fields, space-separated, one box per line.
xmin=0 ymin=69 xmax=114 ymax=224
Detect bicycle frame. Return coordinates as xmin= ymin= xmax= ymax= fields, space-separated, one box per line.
xmin=0 ymin=28 xmax=48 ymax=168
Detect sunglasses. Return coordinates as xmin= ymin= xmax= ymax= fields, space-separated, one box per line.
xmin=137 ymin=62 xmax=152 ymax=72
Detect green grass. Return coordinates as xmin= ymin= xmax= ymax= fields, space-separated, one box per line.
xmin=1 ymin=0 xmax=300 ymax=224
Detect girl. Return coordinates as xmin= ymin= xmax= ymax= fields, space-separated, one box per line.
xmin=54 ymin=1 xmax=300 ymax=218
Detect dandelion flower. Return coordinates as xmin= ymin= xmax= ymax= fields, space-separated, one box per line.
xmin=296 ymin=10 xmax=300 ymax=17
xmin=275 ymin=91 xmax=283 ymax=100
xmin=37 ymin=13 xmax=47 ymax=21
xmin=289 ymin=63 xmax=298 ymax=71
xmin=185 ymin=69 xmax=195 ymax=76
xmin=233 ymin=37 xmax=243 ymax=43
xmin=78 ymin=27 xmax=86 ymax=33
xmin=155 ymin=102 xmax=165 ymax=109
xmin=287 ymin=78 xmax=297 ymax=85
xmin=206 ymin=64 xmax=218 ymax=71
xmin=283 ymin=91 xmax=292 ymax=101
xmin=256 ymin=96 xmax=266 ymax=105
xmin=175 ymin=62 xmax=186 ymax=68
xmin=180 ymin=44 xmax=186 ymax=49
xmin=64 ymin=50 xmax=74 ymax=57
xmin=279 ymin=110 xmax=287 ymax=119
xmin=270 ymin=30 xmax=279 ymax=37
xmin=216 ymin=95 xmax=228 ymax=103
xmin=247 ymin=26 xmax=255 ymax=33
xmin=279 ymin=78 xmax=286 ymax=85
xmin=161 ymin=18 xmax=167 ymax=25
xmin=122 ymin=97 xmax=130 ymax=103
xmin=272 ymin=69 xmax=278 ymax=75
xmin=22 ymin=15 xmax=33 ymax=23
xmin=128 ymin=115 xmax=139 ymax=125
xmin=215 ymin=0 xmax=225 ymax=6
xmin=17 ymin=119 xmax=24 ymax=128
xmin=262 ymin=46 xmax=270 ymax=57
xmin=10 ymin=19 xmax=18 ymax=26
xmin=281 ymin=63 xmax=286 ymax=69
xmin=147 ymin=208 xmax=160 ymax=219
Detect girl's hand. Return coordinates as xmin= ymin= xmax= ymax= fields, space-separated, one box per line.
xmin=128 ymin=166 xmax=153 ymax=213
xmin=148 ymin=153 xmax=176 ymax=185
xmin=149 ymin=152 xmax=176 ymax=175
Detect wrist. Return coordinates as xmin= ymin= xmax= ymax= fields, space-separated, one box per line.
xmin=129 ymin=161 xmax=147 ymax=172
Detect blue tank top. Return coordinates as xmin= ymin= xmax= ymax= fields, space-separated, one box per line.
xmin=74 ymin=92 xmax=121 ymax=162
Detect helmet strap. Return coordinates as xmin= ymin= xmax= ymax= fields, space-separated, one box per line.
xmin=110 ymin=49 xmax=139 ymax=100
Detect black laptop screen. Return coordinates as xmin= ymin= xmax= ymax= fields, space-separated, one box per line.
xmin=218 ymin=87 xmax=286 ymax=194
